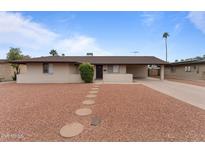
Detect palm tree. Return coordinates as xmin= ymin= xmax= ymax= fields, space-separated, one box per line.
xmin=163 ymin=32 xmax=169 ymax=62
xmin=49 ymin=49 xmax=58 ymax=56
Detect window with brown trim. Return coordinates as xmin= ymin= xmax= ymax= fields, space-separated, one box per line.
xmin=107 ymin=65 xmax=120 ymax=73
xmin=170 ymin=66 xmax=176 ymax=73
xmin=43 ymin=63 xmax=53 ymax=74
xmin=185 ymin=66 xmax=191 ymax=72
xmin=43 ymin=63 xmax=49 ymax=73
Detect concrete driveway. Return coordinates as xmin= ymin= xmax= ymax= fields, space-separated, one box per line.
xmin=136 ymin=78 xmax=205 ymax=110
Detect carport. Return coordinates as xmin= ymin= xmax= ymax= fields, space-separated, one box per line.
xmin=126 ymin=64 xmax=165 ymax=80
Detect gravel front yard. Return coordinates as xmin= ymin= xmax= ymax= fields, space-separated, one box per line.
xmin=0 ymin=83 xmax=205 ymax=141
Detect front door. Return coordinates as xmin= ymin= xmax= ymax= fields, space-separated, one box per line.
xmin=96 ymin=65 xmax=103 ymax=79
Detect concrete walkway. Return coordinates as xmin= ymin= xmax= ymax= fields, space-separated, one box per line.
xmin=136 ymin=78 xmax=205 ymax=110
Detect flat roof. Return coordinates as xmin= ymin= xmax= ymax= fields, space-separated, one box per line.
xmin=12 ymin=56 xmax=167 ymax=65
xmin=169 ymin=59 xmax=205 ymax=66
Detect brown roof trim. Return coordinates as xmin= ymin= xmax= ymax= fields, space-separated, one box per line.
xmin=12 ymin=56 xmax=168 ymax=65
xmin=0 ymin=59 xmax=9 ymax=63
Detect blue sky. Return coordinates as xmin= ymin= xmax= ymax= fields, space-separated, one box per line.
xmin=0 ymin=11 xmax=205 ymax=62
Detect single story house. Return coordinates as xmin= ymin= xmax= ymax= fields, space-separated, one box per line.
xmin=165 ymin=59 xmax=205 ymax=80
xmin=0 ymin=59 xmax=26 ymax=81
xmin=13 ymin=56 xmax=167 ymax=83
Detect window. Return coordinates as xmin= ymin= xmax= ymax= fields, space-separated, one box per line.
xmin=197 ymin=65 xmax=199 ymax=74
xmin=108 ymin=65 xmax=113 ymax=73
xmin=185 ymin=66 xmax=191 ymax=72
xmin=187 ymin=66 xmax=191 ymax=72
xmin=113 ymin=65 xmax=120 ymax=73
xmin=107 ymin=65 xmax=120 ymax=73
xmin=170 ymin=66 xmax=176 ymax=73
xmin=43 ymin=63 xmax=49 ymax=73
xmin=43 ymin=63 xmax=53 ymax=74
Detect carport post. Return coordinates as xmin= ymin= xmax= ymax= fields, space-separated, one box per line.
xmin=160 ymin=65 xmax=164 ymax=80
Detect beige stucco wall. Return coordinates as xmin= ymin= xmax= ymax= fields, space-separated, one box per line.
xmin=126 ymin=65 xmax=148 ymax=78
xmin=165 ymin=64 xmax=205 ymax=80
xmin=0 ymin=63 xmax=26 ymax=81
xmin=103 ymin=74 xmax=133 ymax=83
xmin=17 ymin=63 xmax=83 ymax=83
xmin=17 ymin=63 xmax=151 ymax=83
xmin=101 ymin=65 xmax=133 ymax=82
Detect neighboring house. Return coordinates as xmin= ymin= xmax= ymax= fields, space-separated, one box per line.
xmin=0 ymin=59 xmax=27 ymax=81
xmin=0 ymin=59 xmax=13 ymax=81
xmin=165 ymin=59 xmax=205 ymax=80
xmin=13 ymin=56 xmax=167 ymax=83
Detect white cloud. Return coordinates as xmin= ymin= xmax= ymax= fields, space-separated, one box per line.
xmin=141 ymin=12 xmax=161 ymax=27
xmin=0 ymin=12 xmax=109 ymax=58
xmin=174 ymin=23 xmax=182 ymax=34
xmin=188 ymin=12 xmax=205 ymax=34
xmin=141 ymin=12 xmax=155 ymax=26
xmin=0 ymin=12 xmax=58 ymax=50
xmin=54 ymin=35 xmax=111 ymax=56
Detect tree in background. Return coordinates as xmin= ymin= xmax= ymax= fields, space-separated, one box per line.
xmin=79 ymin=63 xmax=94 ymax=83
xmin=49 ymin=49 xmax=58 ymax=56
xmin=162 ymin=32 xmax=170 ymax=62
xmin=6 ymin=48 xmax=29 ymax=80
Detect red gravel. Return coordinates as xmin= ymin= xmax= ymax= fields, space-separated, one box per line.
xmin=0 ymin=83 xmax=92 ymax=141
xmin=0 ymin=83 xmax=205 ymax=141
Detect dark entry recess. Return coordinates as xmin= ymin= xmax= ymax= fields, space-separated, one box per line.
xmin=96 ymin=65 xmax=103 ymax=79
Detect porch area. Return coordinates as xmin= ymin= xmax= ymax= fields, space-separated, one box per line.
xmin=95 ymin=64 xmax=165 ymax=83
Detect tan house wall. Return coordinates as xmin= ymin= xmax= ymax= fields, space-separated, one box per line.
xmin=126 ymin=65 xmax=148 ymax=78
xmin=17 ymin=63 xmax=82 ymax=83
xmin=102 ymin=65 xmax=133 ymax=83
xmin=165 ymin=64 xmax=205 ymax=80
xmin=17 ymin=63 xmax=152 ymax=83
xmin=0 ymin=62 xmax=26 ymax=81
xmin=103 ymin=74 xmax=133 ymax=83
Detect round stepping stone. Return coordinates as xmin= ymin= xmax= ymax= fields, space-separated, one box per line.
xmin=82 ymin=100 xmax=95 ymax=105
xmin=75 ymin=108 xmax=92 ymax=116
xmin=89 ymin=91 xmax=98 ymax=94
xmin=60 ymin=122 xmax=84 ymax=137
xmin=86 ymin=94 xmax=96 ymax=98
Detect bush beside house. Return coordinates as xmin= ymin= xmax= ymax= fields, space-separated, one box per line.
xmin=79 ymin=63 xmax=94 ymax=83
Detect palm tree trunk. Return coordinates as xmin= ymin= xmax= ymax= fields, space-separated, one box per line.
xmin=165 ymin=38 xmax=168 ymax=62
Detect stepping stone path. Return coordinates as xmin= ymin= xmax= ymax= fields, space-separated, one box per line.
xmin=75 ymin=108 xmax=92 ymax=116
xmin=82 ymin=100 xmax=95 ymax=105
xmin=60 ymin=122 xmax=84 ymax=137
xmin=60 ymin=84 xmax=101 ymax=138
xmin=91 ymin=88 xmax=99 ymax=90
xmin=89 ymin=91 xmax=98 ymax=94
xmin=86 ymin=94 xmax=96 ymax=98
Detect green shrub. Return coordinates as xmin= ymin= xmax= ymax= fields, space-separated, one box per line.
xmin=79 ymin=63 xmax=94 ymax=83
